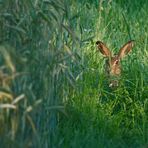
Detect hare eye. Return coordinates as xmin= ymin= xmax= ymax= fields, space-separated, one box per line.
xmin=115 ymin=60 xmax=119 ymax=64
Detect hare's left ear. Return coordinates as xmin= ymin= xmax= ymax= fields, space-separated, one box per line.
xmin=117 ymin=40 xmax=134 ymax=59
xmin=96 ymin=41 xmax=112 ymax=57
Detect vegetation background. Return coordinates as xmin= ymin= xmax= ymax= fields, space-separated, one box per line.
xmin=0 ymin=0 xmax=148 ymax=147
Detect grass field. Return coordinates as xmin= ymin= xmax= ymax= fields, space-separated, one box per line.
xmin=0 ymin=0 xmax=148 ymax=147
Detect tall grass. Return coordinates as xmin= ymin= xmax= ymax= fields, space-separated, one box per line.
xmin=0 ymin=0 xmax=80 ymax=147
xmin=0 ymin=0 xmax=148 ymax=147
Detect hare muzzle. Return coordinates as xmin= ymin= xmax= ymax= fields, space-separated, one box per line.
xmin=105 ymin=57 xmax=121 ymax=87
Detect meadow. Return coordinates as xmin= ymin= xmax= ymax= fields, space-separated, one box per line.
xmin=0 ymin=0 xmax=148 ymax=147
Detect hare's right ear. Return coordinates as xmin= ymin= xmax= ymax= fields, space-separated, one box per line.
xmin=96 ymin=41 xmax=111 ymax=57
xmin=117 ymin=40 xmax=134 ymax=59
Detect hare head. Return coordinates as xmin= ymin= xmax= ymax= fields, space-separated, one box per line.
xmin=96 ymin=40 xmax=134 ymax=88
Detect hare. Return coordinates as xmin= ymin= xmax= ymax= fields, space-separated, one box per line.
xmin=96 ymin=40 xmax=134 ymax=87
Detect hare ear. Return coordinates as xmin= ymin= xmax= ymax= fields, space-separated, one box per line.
xmin=96 ymin=41 xmax=111 ymax=57
xmin=117 ymin=40 xmax=134 ymax=59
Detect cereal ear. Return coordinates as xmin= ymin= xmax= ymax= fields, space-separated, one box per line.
xmin=96 ymin=41 xmax=111 ymax=57
xmin=117 ymin=40 xmax=134 ymax=59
